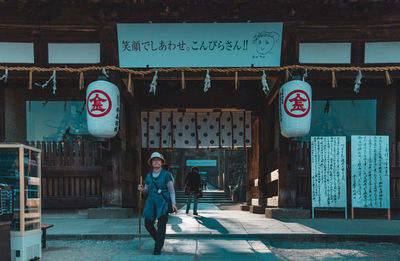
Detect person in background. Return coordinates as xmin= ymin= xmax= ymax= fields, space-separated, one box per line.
xmin=203 ymin=178 xmax=208 ymax=190
xmin=185 ymin=166 xmax=202 ymax=215
xmin=138 ymin=152 xmax=178 ymax=255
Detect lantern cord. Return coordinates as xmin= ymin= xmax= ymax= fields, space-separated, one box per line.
xmin=159 ymin=112 xmax=162 ymax=150
xmin=235 ymin=71 xmax=238 ymax=91
xmin=218 ymin=111 xmax=222 ymax=149
xmin=230 ymin=111 xmax=234 ymax=150
xmin=102 ymin=68 xmax=109 ymax=79
xmin=204 ymin=70 xmax=211 ymax=92
xmin=181 ymin=71 xmax=185 ymax=90
xmin=79 ymin=72 xmax=84 ymax=90
xmin=127 ymin=73 xmax=133 ymax=95
xmin=149 ymin=71 xmax=158 ymax=95
xmin=324 ymin=100 xmax=330 ymax=114
xmin=385 ymin=70 xmax=392 ymax=86
xmin=147 ymin=111 xmax=150 ymax=151
xmin=28 ymin=71 xmax=32 ymax=90
xmin=243 ymin=111 xmax=247 ymax=149
xmin=195 ymin=112 xmax=199 ymax=150
xmin=261 ymin=71 xmax=269 ymax=94
xmin=171 ymin=111 xmax=174 ymax=149
xmin=0 ymin=69 xmax=8 ymax=83
xmin=331 ymin=71 xmax=337 ymax=88
xmin=79 ymin=100 xmax=86 ymax=115
xmin=354 ymin=70 xmax=362 ymax=93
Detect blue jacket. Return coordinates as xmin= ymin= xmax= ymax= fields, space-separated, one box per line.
xmin=142 ymin=169 xmax=173 ymax=220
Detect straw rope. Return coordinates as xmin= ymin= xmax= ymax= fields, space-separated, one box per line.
xmin=2 ymin=65 xmax=400 ymax=75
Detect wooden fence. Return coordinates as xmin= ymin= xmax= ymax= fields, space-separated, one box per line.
xmin=29 ymin=141 xmax=103 ymax=208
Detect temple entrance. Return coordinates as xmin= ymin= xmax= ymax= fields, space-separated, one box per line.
xmin=142 ymin=147 xmax=248 ymax=204
xmin=140 ymin=109 xmax=252 ymax=203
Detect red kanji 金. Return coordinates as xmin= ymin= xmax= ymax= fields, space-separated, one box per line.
xmin=90 ymin=94 xmax=107 ymax=112
xmin=283 ymin=89 xmax=310 ymax=118
xmin=289 ymin=93 xmax=307 ymax=112
xmin=87 ymin=90 xmax=112 ymax=118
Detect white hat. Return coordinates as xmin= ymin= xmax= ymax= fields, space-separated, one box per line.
xmin=148 ymin=152 xmax=165 ymax=166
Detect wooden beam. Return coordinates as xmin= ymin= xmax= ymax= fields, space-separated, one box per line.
xmin=0 ymin=83 xmax=4 ymax=141
xmin=266 ymin=77 xmax=281 ymax=107
xmin=123 ymin=76 xmax=279 ymax=81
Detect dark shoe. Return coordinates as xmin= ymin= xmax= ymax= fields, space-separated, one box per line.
xmin=193 ymin=212 xmax=198 ymax=215
xmin=186 ymin=207 xmax=189 ymax=214
xmin=153 ymin=250 xmax=161 ymax=255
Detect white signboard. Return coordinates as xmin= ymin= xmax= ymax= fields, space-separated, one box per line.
xmin=117 ymin=23 xmax=283 ymax=68
xmin=351 ymin=136 xmax=390 ymax=209
xmin=311 ymin=136 xmax=347 ymax=208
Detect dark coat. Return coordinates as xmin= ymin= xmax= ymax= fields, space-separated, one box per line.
xmin=185 ymin=171 xmax=201 ymax=192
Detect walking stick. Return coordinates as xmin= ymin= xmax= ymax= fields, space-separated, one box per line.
xmin=138 ymin=176 xmax=143 ymax=250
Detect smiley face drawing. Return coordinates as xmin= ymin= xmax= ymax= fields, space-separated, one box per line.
xmin=253 ymin=31 xmax=280 ymax=55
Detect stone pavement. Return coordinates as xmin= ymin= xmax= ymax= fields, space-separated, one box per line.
xmin=111 ymin=238 xmax=277 ymax=260
xmin=43 ymin=203 xmax=400 ymax=241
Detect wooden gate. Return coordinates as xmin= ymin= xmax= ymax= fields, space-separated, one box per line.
xmin=29 ymin=141 xmax=102 ymax=209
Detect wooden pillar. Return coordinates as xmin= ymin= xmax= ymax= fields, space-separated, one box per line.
xmin=277 ymin=24 xmax=299 ymax=208
xmin=258 ymin=111 xmax=269 ymax=207
xmin=278 ymin=24 xmax=299 ymax=208
xmin=101 ymin=138 xmax=122 ymax=207
xmin=278 ymin=138 xmax=297 ymax=208
xmin=100 ymin=25 xmax=118 ymax=66
xmin=131 ymin=105 xmax=142 ymax=211
xmin=0 ymin=83 xmax=4 ymax=142
xmin=246 ymin=115 xmax=259 ymax=205
xmin=99 ymin=23 xmax=123 ymax=207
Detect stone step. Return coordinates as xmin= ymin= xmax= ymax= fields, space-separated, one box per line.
xmin=175 ymin=190 xmax=233 ymax=203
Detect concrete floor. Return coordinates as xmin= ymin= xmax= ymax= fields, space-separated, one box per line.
xmin=41 ymin=203 xmax=400 ymax=260
xmin=42 ymin=238 xmax=400 ymax=261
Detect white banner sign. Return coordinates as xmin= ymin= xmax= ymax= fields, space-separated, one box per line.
xmin=311 ymin=136 xmax=347 ymax=208
xmin=117 ymin=23 xmax=283 ymax=68
xmin=351 ymin=135 xmax=390 ymax=209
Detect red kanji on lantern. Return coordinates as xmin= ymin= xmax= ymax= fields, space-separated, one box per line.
xmin=284 ymin=89 xmax=310 ymax=118
xmin=90 ymin=94 xmax=107 ymax=112
xmin=289 ymin=93 xmax=307 ymax=112
xmin=87 ymin=90 xmax=112 ymax=118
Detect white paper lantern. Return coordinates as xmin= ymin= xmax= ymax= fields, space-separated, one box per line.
xmin=86 ymin=79 xmax=120 ymax=138
xmin=279 ymin=80 xmax=312 ymax=138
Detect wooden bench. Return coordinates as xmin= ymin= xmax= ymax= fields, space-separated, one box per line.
xmin=41 ymin=224 xmax=54 ymax=249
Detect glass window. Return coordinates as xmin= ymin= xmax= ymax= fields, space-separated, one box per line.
xmin=26 ymin=101 xmax=92 ymax=141
xmin=303 ymin=100 xmax=376 ymax=141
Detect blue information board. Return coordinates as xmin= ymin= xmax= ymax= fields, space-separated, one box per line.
xmin=186 ymin=160 xmax=217 ymax=167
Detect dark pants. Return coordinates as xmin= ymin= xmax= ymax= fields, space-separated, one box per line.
xmin=144 ymin=214 xmax=168 ymax=252
xmin=186 ymin=191 xmax=198 ymax=214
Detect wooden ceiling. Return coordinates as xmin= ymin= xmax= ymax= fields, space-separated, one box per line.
xmin=1 ymin=0 xmax=400 ymax=25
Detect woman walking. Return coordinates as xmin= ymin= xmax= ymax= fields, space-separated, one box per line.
xmin=138 ymin=152 xmax=178 ymax=255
